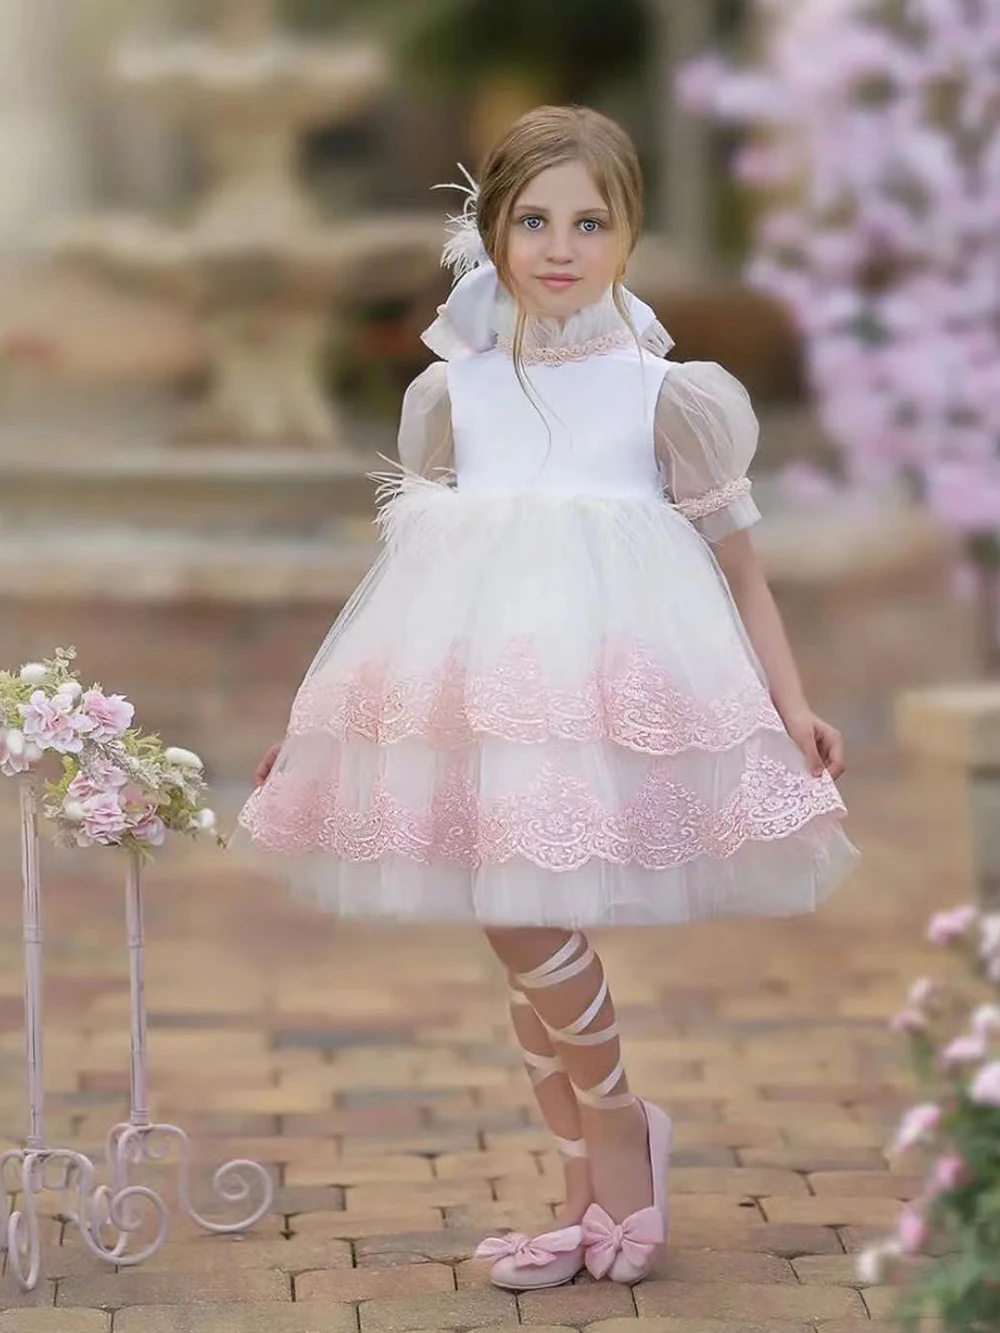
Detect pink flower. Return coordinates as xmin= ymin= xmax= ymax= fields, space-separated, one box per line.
xmin=890 ymin=1008 xmax=928 ymax=1035
xmin=130 ymin=810 xmax=165 ymax=847
xmin=18 ymin=691 xmax=83 ymax=755
xmin=970 ymin=1061 xmax=1000 ymax=1108
xmin=67 ymin=761 xmax=128 ymax=802
xmin=891 ymin=1102 xmax=943 ymax=1155
xmin=930 ymin=1154 xmax=971 ymax=1194
xmin=78 ymin=690 xmax=134 ymax=743
xmin=675 ymin=54 xmax=732 ymax=113
xmin=896 ymin=1205 xmax=928 ymax=1255
xmin=941 ymin=1032 xmax=988 ymax=1067
xmin=75 ymin=793 xmax=128 ymax=847
xmin=927 ymin=905 xmax=980 ymax=946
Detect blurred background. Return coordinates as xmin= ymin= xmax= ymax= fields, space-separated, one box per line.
xmin=1 ymin=0 xmax=982 ymax=809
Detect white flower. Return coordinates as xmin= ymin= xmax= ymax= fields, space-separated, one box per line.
xmin=5 ymin=728 xmax=25 ymax=758
xmin=979 ymin=913 xmax=1000 ymax=959
xmin=18 ymin=663 xmax=47 ymax=684
xmin=163 ymin=746 xmax=204 ymax=771
xmin=971 ymin=1003 xmax=1000 ymax=1037
xmin=195 ymin=807 xmax=217 ymax=832
xmin=56 ymin=680 xmax=82 ymax=702
xmin=908 ymin=976 xmax=938 ymax=1008
xmin=23 ymin=741 xmax=43 ymax=763
xmin=855 ymin=1240 xmax=902 ymax=1284
xmin=62 ymin=800 xmax=86 ymax=823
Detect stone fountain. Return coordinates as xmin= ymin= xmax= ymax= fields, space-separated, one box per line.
xmin=53 ymin=0 xmax=442 ymax=449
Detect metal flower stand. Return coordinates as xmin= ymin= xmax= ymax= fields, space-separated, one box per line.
xmin=1 ymin=777 xmax=272 ymax=1291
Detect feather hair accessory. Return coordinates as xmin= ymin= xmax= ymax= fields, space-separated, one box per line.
xmin=431 ymin=162 xmax=489 ymax=281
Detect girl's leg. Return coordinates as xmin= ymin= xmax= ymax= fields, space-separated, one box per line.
xmin=486 ymin=927 xmax=652 ymax=1224
xmin=504 ymin=942 xmax=592 ymax=1226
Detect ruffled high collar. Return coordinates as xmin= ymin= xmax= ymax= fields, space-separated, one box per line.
xmin=490 ymin=287 xmax=672 ymax=365
xmin=420 ymin=262 xmax=674 ymax=365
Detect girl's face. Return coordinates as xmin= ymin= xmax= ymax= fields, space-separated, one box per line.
xmin=506 ymin=160 xmax=619 ymax=320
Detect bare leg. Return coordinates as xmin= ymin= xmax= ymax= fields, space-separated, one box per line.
xmin=505 ymin=962 xmax=592 ymax=1226
xmin=486 ymin=927 xmax=652 ymax=1224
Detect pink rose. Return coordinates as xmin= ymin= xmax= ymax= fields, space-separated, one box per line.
xmin=941 ymin=1032 xmax=988 ymax=1067
xmin=891 ymin=1102 xmax=943 ymax=1155
xmin=18 ymin=691 xmax=84 ymax=755
xmin=75 ymin=793 xmax=128 ymax=847
xmin=78 ymin=690 xmax=134 ymax=743
xmin=970 ymin=1060 xmax=1000 ymax=1108
xmin=896 ymin=1205 xmax=928 ymax=1255
xmin=927 ymin=905 xmax=980 ymax=946
xmin=930 ymin=1154 xmax=971 ymax=1194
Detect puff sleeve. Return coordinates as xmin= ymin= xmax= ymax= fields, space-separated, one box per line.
xmin=654 ymin=361 xmax=762 ymax=543
xmin=396 ymin=361 xmax=455 ymax=479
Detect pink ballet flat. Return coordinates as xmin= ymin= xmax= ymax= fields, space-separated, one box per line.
xmin=580 ymin=1098 xmax=673 ymax=1284
xmin=474 ymin=1222 xmax=585 ymax=1290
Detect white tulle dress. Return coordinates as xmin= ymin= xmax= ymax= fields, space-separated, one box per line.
xmin=231 ymin=282 xmax=861 ymax=927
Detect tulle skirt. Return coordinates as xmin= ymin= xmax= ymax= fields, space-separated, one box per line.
xmin=229 ymin=473 xmax=861 ymax=927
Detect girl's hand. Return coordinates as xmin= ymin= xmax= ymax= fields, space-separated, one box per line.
xmin=783 ymin=709 xmax=845 ymax=780
xmin=254 ymin=742 xmax=282 ymax=789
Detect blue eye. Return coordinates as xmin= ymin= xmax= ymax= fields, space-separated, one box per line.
xmin=579 ymin=218 xmax=604 ymax=234
xmin=522 ymin=216 xmax=543 ymax=231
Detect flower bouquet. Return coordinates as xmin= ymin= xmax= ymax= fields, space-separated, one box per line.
xmin=0 ymin=645 xmax=221 ymax=860
xmin=859 ymin=906 xmax=1000 ymax=1332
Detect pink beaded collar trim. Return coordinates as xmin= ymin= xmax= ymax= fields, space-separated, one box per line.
xmin=496 ymin=327 xmax=635 ymax=366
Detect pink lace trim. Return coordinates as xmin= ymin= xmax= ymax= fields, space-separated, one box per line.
xmin=238 ymin=749 xmax=848 ymax=871
xmin=676 ymin=476 xmax=753 ymax=521
xmin=496 ymin=328 xmax=635 ymax=366
xmin=288 ymin=638 xmax=786 ymax=755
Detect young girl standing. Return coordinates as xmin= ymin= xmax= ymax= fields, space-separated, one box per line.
xmin=232 ymin=105 xmax=860 ymax=1291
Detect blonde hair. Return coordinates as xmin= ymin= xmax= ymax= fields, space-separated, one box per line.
xmin=476 ymin=105 xmax=645 ymax=395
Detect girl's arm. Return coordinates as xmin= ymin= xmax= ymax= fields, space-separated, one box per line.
xmin=655 ymin=363 xmax=844 ymax=779
xmin=715 ymin=531 xmax=844 ymax=779
xmin=713 ymin=531 xmax=807 ymax=722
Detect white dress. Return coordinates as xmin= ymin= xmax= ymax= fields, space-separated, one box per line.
xmin=232 ymin=287 xmax=861 ymax=927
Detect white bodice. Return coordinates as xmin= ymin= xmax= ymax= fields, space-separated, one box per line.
xmin=446 ymin=345 xmax=671 ymax=499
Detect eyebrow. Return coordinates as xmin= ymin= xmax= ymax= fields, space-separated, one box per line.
xmin=512 ymin=204 xmax=611 ymax=216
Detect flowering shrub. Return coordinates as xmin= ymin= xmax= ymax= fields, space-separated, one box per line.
xmin=859 ymin=904 xmax=1000 ymax=1331
xmin=0 ymin=647 xmax=221 ymax=863
xmin=679 ymin=0 xmax=1000 ymax=643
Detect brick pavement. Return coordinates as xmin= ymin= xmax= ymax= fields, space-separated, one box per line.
xmin=0 ymin=739 xmax=958 ymax=1332
xmin=0 ymin=574 xmax=971 ymax=1331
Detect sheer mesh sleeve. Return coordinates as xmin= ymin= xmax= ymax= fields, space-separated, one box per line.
xmin=654 ymin=360 xmax=762 ymax=543
xmin=396 ymin=361 xmax=454 ymax=478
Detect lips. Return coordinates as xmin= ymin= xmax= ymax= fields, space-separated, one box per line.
xmin=538 ymin=275 xmax=580 ymax=287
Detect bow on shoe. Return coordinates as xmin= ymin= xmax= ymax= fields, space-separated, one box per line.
xmin=580 ymin=1204 xmax=664 ymax=1279
xmin=474 ymin=1225 xmax=584 ymax=1269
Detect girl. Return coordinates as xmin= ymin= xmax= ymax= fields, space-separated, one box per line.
xmin=231 ymin=105 xmax=860 ymax=1291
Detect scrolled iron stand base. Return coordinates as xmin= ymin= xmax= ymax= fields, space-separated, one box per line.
xmin=1 ymin=778 xmax=271 ymax=1292
xmin=0 ymin=776 xmax=147 ymax=1289
xmin=92 ymin=853 xmax=273 ymax=1239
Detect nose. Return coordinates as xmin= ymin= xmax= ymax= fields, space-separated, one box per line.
xmin=544 ymin=226 xmax=576 ymax=263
